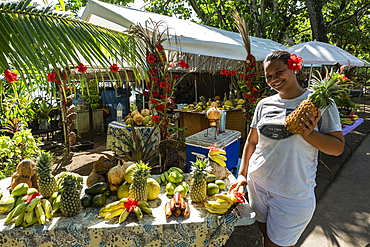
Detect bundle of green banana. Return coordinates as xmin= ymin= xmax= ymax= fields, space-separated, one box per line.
xmin=208 ymin=148 xmax=227 ymax=167
xmin=98 ymin=198 xmax=152 ymax=224
xmin=0 ymin=183 xmax=33 ymax=214
xmin=157 ymin=167 xmax=184 ymax=185
xmin=340 ymin=117 xmax=354 ymax=125
xmin=4 ymin=195 xmax=53 ymax=227
xmin=203 ymin=192 xmax=238 ymax=215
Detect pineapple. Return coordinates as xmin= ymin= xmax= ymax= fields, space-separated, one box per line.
xmin=284 ymin=70 xmax=345 ymax=134
xmin=36 ymin=152 xmax=57 ymax=198
xmin=190 ymin=158 xmax=212 ymax=202
xmin=60 ymin=174 xmax=82 ymax=217
xmin=128 ymin=161 xmax=151 ymax=201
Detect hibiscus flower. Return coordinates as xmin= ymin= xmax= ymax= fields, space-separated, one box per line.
xmin=287 ymin=54 xmax=303 ymax=71
xmin=76 ymin=63 xmax=87 ymax=73
xmin=110 ymin=64 xmax=119 ymax=73
xmin=147 ymin=54 xmax=156 ymax=64
xmin=124 ymin=198 xmax=138 ymax=212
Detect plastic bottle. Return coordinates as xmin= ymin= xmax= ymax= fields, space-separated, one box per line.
xmin=116 ymin=103 xmax=123 ymax=123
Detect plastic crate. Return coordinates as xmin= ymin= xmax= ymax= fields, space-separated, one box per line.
xmin=185 ymin=128 xmax=241 ymax=172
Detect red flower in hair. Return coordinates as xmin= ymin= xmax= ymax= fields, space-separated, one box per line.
xmin=76 ymin=63 xmax=87 ymax=73
xmin=287 ymin=54 xmax=303 ymax=71
xmin=110 ymin=64 xmax=119 ymax=73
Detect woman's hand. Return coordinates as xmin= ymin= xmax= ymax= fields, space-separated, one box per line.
xmin=228 ymin=175 xmax=247 ymax=194
xmin=300 ymin=110 xmax=321 ymax=136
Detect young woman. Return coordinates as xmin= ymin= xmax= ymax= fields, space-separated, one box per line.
xmin=229 ymin=50 xmax=344 ymax=247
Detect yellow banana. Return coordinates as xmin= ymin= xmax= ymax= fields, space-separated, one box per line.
xmin=214 ymin=194 xmax=235 ymax=204
xmin=209 ymin=157 xmax=227 ymax=167
xmin=205 ymin=207 xmax=229 ymax=214
xmin=24 ymin=210 xmax=35 ymax=224
xmin=104 ymin=208 xmax=125 ymax=220
xmin=35 ymin=204 xmax=46 ymax=225
xmin=118 ymin=209 xmax=129 ymax=224
xmin=209 ymin=150 xmax=226 ymax=155
xmin=204 ymin=201 xmax=232 ymax=209
xmin=41 ymin=199 xmax=53 ymax=219
xmin=25 ymin=197 xmax=40 ymax=214
xmin=99 ymin=206 xmax=125 ymax=217
xmin=12 ymin=201 xmax=28 ymax=218
xmin=210 ymin=154 xmax=227 ymax=161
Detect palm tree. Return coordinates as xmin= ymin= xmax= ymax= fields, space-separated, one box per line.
xmin=0 ymin=0 xmax=147 ymax=152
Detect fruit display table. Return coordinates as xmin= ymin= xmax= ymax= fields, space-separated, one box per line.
xmin=106 ymin=121 xmax=161 ymax=154
xmin=176 ymin=109 xmax=247 ymax=138
xmin=342 ymin=118 xmax=364 ymax=136
xmin=0 ymin=175 xmax=255 ymax=247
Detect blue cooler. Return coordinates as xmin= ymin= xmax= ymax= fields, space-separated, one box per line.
xmin=185 ymin=128 xmax=241 ymax=172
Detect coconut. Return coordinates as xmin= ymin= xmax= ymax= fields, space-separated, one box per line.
xmin=31 ymin=173 xmax=39 ymax=189
xmin=141 ymin=109 xmax=150 ymax=117
xmin=86 ymin=170 xmax=106 ymax=187
xmin=131 ymin=110 xmax=140 ymax=118
xmin=107 ymin=164 xmax=125 ymax=186
xmin=16 ymin=159 xmax=36 ymax=177
xmin=11 ymin=175 xmax=32 ymax=190
xmin=93 ymin=156 xmax=113 ymax=175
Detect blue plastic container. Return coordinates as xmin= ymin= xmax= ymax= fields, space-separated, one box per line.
xmin=185 ymin=128 xmax=241 ymax=172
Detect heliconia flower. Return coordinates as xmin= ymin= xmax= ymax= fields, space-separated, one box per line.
xmin=156 ymin=104 xmax=165 ymax=112
xmin=124 ymin=198 xmax=138 ymax=212
xmin=76 ymin=63 xmax=87 ymax=73
xmin=156 ymin=44 xmax=164 ymax=51
xmin=47 ymin=71 xmax=57 ymax=82
xmin=151 ymin=115 xmax=161 ymax=123
xmin=287 ymin=54 xmax=303 ymax=71
xmin=147 ymin=54 xmax=156 ymax=64
xmin=159 ymin=81 xmax=168 ymax=89
xmin=341 ymin=75 xmax=350 ymax=81
xmin=4 ymin=69 xmax=19 ymax=83
xmin=110 ymin=64 xmax=119 ymax=73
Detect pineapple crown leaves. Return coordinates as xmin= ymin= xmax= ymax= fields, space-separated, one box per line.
xmin=61 ymin=174 xmax=79 ymax=191
xmin=190 ymin=158 xmax=212 ymax=180
xmin=308 ymin=68 xmax=347 ymax=109
xmin=132 ymin=160 xmax=151 ymax=180
xmin=36 ymin=151 xmax=53 ymax=175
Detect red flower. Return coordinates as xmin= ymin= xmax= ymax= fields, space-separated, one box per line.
xmin=184 ymin=63 xmax=190 ymax=69
xmin=142 ymin=91 xmax=150 ymax=97
xmin=341 ymin=75 xmax=350 ymax=81
xmin=220 ymin=69 xmax=229 ymax=75
xmin=25 ymin=193 xmax=42 ymax=203
xmin=124 ymin=198 xmax=138 ymax=212
xmin=239 ymin=73 xmax=245 ymax=78
xmin=233 ymin=192 xmax=246 ymax=203
xmin=110 ymin=64 xmax=119 ymax=73
xmin=159 ymin=94 xmax=166 ymax=99
xmin=55 ymin=80 xmax=62 ymax=85
xmin=151 ymin=77 xmax=158 ymax=83
xmin=76 ymin=63 xmax=87 ymax=73
xmin=178 ymin=59 xmax=189 ymax=68
xmin=249 ymin=98 xmax=256 ymax=103
xmin=287 ymin=54 xmax=303 ymax=71
xmin=47 ymin=71 xmax=57 ymax=82
xmin=152 ymin=91 xmax=159 ymax=97
xmin=156 ymin=104 xmax=165 ymax=112
xmin=247 ymin=54 xmax=255 ymax=60
xmin=252 ymin=88 xmax=260 ymax=92
xmin=173 ymin=75 xmax=179 ymax=79
xmin=151 ymin=115 xmax=161 ymax=123
xmin=150 ymin=99 xmax=159 ymax=104
xmin=243 ymin=93 xmax=248 ymax=99
xmin=149 ymin=68 xmax=158 ymax=75
xmin=147 ymin=54 xmax=156 ymax=64
xmin=230 ymin=70 xmax=237 ymax=76
xmin=161 ymin=56 xmax=167 ymax=62
xmin=160 ymin=81 xmax=168 ymax=89
xmin=4 ymin=69 xmax=19 ymax=83
xmin=146 ymin=83 xmax=152 ymax=90
xmin=156 ymin=44 xmax=164 ymax=51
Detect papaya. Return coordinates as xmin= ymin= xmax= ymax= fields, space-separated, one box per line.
xmin=85 ymin=182 xmax=109 ymax=195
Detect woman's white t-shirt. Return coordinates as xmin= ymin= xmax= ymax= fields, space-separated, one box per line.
xmin=249 ymin=90 xmax=342 ymax=198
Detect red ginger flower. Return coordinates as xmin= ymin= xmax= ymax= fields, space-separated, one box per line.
xmin=287 ymin=54 xmax=303 ymax=71
xmin=110 ymin=64 xmax=119 ymax=73
xmin=124 ymin=198 xmax=138 ymax=212
xmin=4 ymin=69 xmax=19 ymax=83
xmin=76 ymin=63 xmax=88 ymax=73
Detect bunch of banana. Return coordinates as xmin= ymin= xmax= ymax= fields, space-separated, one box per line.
xmin=192 ymin=105 xmax=204 ymax=112
xmin=180 ymin=104 xmax=194 ymax=111
xmin=164 ymin=192 xmax=190 ymax=218
xmin=157 ymin=167 xmax=184 ymax=185
xmin=340 ymin=118 xmax=354 ymax=125
xmin=98 ymin=198 xmax=152 ymax=224
xmin=4 ymin=196 xmax=53 ymax=227
xmin=204 ymin=193 xmax=238 ymax=215
xmin=50 ymin=192 xmax=61 ymax=212
xmin=208 ymin=148 xmax=227 ymax=167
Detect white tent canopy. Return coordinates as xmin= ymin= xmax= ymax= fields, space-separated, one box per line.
xmin=81 ymin=0 xmax=288 ymax=65
xmin=286 ymin=40 xmax=365 ymax=67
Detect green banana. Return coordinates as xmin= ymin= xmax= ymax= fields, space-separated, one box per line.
xmin=41 ymin=199 xmax=53 ymax=219
xmin=169 ymin=167 xmax=184 ymax=174
xmin=133 ymin=206 xmax=143 ymax=220
xmin=24 ymin=209 xmax=35 ymax=224
xmin=118 ymin=209 xmax=129 ymax=224
xmin=14 ymin=210 xmax=26 ymax=227
xmin=25 ymin=197 xmax=40 ymax=214
xmin=0 ymin=196 xmax=16 ymax=214
xmin=22 ymin=216 xmax=38 ymax=227
xmin=35 ymin=204 xmax=46 ymax=225
xmin=163 ymin=171 xmax=170 ymax=182
xmin=52 ymin=194 xmax=61 ymax=212
xmin=139 ymin=206 xmax=152 ymax=215
xmin=12 ymin=201 xmax=28 ymax=218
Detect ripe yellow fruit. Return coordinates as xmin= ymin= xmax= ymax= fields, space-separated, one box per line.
xmin=117 ymin=182 xmax=130 ymax=199
xmin=146 ymin=178 xmax=160 ymax=200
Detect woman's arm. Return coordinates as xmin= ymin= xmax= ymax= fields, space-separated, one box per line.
xmin=229 ymin=127 xmax=258 ymax=193
xmin=300 ymin=111 xmax=345 ymax=156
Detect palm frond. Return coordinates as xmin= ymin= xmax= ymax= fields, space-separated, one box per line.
xmin=232 ymin=10 xmax=251 ymax=55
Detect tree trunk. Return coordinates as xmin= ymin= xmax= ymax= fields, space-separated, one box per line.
xmin=250 ymin=0 xmax=264 ymax=38
xmin=305 ymin=0 xmax=329 ymax=42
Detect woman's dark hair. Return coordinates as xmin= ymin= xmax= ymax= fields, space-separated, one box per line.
xmin=263 ymin=50 xmax=291 ymax=65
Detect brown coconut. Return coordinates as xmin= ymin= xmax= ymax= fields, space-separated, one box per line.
xmin=16 ymin=159 xmax=36 ymax=177
xmin=107 ymin=164 xmax=125 ymax=186
xmin=11 ymin=175 xmax=32 ymax=190
xmin=93 ymin=156 xmax=113 ymax=175
xmin=31 ymin=173 xmax=39 ymax=189
xmin=86 ymin=170 xmax=106 ymax=187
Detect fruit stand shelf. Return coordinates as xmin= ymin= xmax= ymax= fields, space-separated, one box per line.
xmin=0 ymin=174 xmax=255 ymax=246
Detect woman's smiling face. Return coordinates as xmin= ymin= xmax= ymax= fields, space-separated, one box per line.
xmin=264 ymin=59 xmax=298 ymax=98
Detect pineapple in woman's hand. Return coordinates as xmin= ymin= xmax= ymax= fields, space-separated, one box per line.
xmin=284 ymin=70 xmax=346 ymax=134
xmin=190 ymin=158 xmax=212 ymax=203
